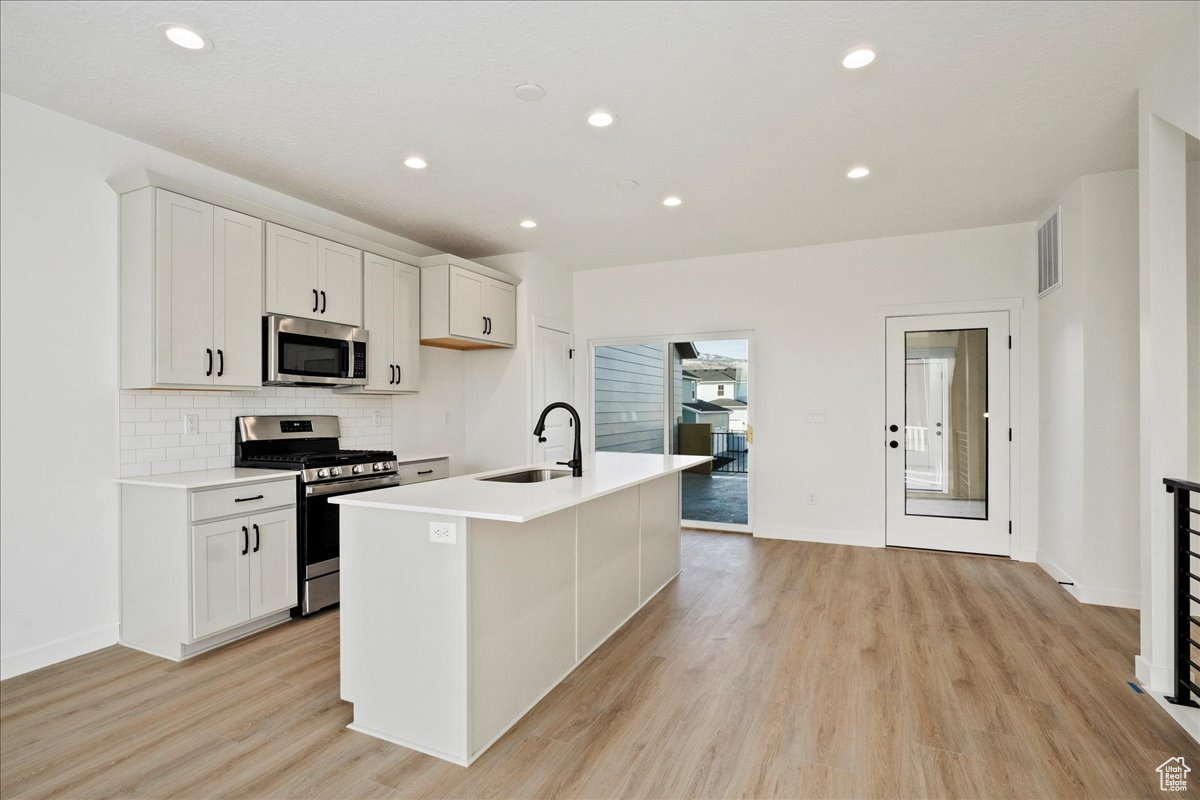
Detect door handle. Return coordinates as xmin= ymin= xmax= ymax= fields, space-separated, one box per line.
xmin=241 ymin=526 xmax=249 ymax=555
xmin=217 ymin=349 xmax=224 ymax=377
xmin=206 ymin=348 xmax=213 ymax=377
xmin=320 ymin=291 xmax=327 ymax=314
xmin=252 ymin=524 xmax=260 ymax=553
xmin=313 ymin=289 xmax=319 ymax=313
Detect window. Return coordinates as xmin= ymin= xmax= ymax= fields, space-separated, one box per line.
xmin=717 ymin=384 xmax=725 ymax=396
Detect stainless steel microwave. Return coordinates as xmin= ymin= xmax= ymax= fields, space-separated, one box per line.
xmin=263 ymin=315 xmax=368 ymax=386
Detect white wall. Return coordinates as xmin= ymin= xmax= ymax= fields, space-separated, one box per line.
xmin=392 ymin=346 xmax=467 ymax=473
xmin=0 ymin=93 xmax=439 ymax=679
xmin=574 ymin=223 xmax=1040 ymax=555
xmin=1038 ymin=170 xmax=1140 ymax=609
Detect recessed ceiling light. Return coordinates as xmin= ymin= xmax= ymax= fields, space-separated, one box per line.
xmin=160 ymin=24 xmax=211 ymax=52
xmin=404 ymin=157 xmax=427 ymax=170
xmin=846 ymin=166 xmax=871 ymax=179
xmin=587 ymin=110 xmax=616 ymax=128
xmin=662 ymin=196 xmax=683 ymax=207
xmin=520 ymin=219 xmax=538 ymax=229
xmin=617 ymin=179 xmax=640 ymax=190
xmin=514 ymin=83 xmax=545 ymax=101
xmin=841 ymin=47 xmax=876 ymax=70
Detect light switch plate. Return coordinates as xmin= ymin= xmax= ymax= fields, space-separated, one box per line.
xmin=184 ymin=413 xmax=199 ymax=435
xmin=806 ymin=409 xmax=826 ymax=424
xmin=371 ymin=410 xmax=382 ymax=426
xmin=430 ymin=521 xmax=457 ymax=544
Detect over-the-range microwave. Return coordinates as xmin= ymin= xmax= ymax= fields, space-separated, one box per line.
xmin=263 ymin=314 xmax=367 ymax=386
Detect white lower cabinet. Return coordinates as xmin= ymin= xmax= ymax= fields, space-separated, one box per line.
xmin=120 ymin=473 xmax=298 ymax=660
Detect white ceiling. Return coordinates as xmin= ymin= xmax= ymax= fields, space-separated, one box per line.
xmin=1 ymin=1 xmax=1194 ymax=270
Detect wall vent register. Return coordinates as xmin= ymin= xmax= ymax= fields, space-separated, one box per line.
xmin=1037 ymin=205 xmax=1062 ymax=297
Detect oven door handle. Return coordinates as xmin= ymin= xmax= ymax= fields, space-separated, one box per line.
xmin=306 ymin=474 xmax=402 ymax=497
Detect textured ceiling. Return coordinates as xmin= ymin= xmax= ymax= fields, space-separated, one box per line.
xmin=1 ymin=1 xmax=1194 ymax=270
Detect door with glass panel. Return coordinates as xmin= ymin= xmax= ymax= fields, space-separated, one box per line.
xmin=885 ymin=312 xmax=1009 ymax=555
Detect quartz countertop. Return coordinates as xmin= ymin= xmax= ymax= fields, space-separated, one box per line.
xmin=331 ymin=451 xmax=709 ymax=523
xmin=116 ymin=467 xmax=300 ymax=489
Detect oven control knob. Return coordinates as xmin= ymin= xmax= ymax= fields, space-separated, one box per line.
xmin=330 ymin=467 xmax=342 ymax=477
xmin=372 ymin=462 xmax=382 ymax=471
xmin=381 ymin=462 xmax=392 ymax=471
xmin=317 ymin=468 xmax=329 ymax=479
xmin=352 ymin=464 xmax=364 ymax=475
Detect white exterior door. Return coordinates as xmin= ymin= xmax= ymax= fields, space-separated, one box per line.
xmin=213 ymin=207 xmax=262 ymax=387
xmin=318 ymin=239 xmax=362 ymax=326
xmin=448 ymin=266 xmax=486 ymax=340
xmin=532 ymin=324 xmax=573 ymax=463
xmin=362 ymin=253 xmax=395 ymax=390
xmin=155 ymin=190 xmax=214 ymax=385
xmin=191 ymin=517 xmax=251 ymax=639
xmin=248 ymin=509 xmax=297 ymax=619
xmin=885 ymin=312 xmax=1010 ymax=555
xmin=393 ymin=263 xmax=421 ymax=391
xmin=265 ymin=223 xmax=321 ymax=319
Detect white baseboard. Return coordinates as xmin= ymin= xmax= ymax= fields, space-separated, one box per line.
xmin=0 ymin=623 xmax=120 ymax=681
xmin=1136 ymin=654 xmax=1175 ymax=694
xmin=1037 ymin=558 xmax=1082 ymax=601
xmin=1145 ymin=688 xmax=1200 ymax=744
xmin=753 ymin=525 xmax=882 ymax=548
xmin=1012 ymin=547 xmax=1037 ymax=563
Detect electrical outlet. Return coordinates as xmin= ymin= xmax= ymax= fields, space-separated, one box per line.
xmin=806 ymin=409 xmax=826 ymax=424
xmin=429 ymin=521 xmax=457 ymax=544
xmin=807 ymin=492 xmax=817 ymax=505
xmin=371 ymin=410 xmax=382 ymax=426
xmin=184 ymin=413 xmax=199 ymax=435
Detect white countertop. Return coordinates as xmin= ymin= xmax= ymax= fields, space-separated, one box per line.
xmin=116 ymin=467 xmax=300 ymax=489
xmin=331 ymin=452 xmax=709 ymax=523
xmin=393 ymin=453 xmax=451 ymax=464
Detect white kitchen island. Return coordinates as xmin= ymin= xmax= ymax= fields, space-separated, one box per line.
xmin=332 ymin=451 xmax=709 ymax=765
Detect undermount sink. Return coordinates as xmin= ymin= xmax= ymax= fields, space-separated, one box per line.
xmin=478 ymin=468 xmax=573 ymax=484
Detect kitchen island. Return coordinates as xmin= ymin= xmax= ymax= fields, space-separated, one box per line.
xmin=332 ymin=451 xmax=709 ymax=765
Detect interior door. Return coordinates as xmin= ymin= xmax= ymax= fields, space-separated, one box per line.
xmin=448 ymin=266 xmax=486 ymax=340
xmin=318 ymin=239 xmax=363 ymax=327
xmin=213 ymin=207 xmax=262 ymax=387
xmin=393 ymin=263 xmax=421 ymax=391
xmin=885 ymin=312 xmax=1010 ymax=555
xmin=155 ymin=190 xmax=214 ymax=385
xmin=191 ymin=516 xmax=251 ymax=639
xmin=248 ymin=509 xmax=297 ymax=618
xmin=532 ymin=324 xmax=573 ymax=463
xmin=265 ymin=223 xmax=320 ymax=319
xmin=362 ymin=253 xmax=394 ymax=390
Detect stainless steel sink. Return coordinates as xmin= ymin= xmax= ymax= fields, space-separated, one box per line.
xmin=478 ymin=468 xmax=573 ymax=483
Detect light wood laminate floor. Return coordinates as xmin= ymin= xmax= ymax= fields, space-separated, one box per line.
xmin=2 ymin=531 xmax=1197 ymax=799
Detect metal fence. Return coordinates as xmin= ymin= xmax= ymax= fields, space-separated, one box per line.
xmin=712 ymin=432 xmax=748 ymax=474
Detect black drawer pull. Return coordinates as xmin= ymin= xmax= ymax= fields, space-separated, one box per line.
xmin=234 ymin=494 xmax=264 ymax=503
xmin=417 ymin=469 xmax=433 ymax=476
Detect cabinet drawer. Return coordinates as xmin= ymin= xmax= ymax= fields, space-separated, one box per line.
xmin=397 ymin=459 xmax=449 ymax=484
xmin=192 ymin=480 xmax=296 ymax=522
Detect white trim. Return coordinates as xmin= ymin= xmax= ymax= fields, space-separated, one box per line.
xmin=347 ymin=723 xmax=471 ymax=767
xmin=1137 ymin=654 xmax=1174 ymax=693
xmin=1144 ymin=689 xmax=1200 ymax=744
xmin=1078 ymin=585 xmax=1140 ymax=610
xmin=1037 ymin=558 xmax=1083 ymax=602
xmin=875 ymin=298 xmax=1025 ymax=558
xmin=0 ymin=624 xmax=120 ymax=680
xmin=753 ymin=524 xmax=881 ymax=548
xmin=684 ymin=520 xmax=751 ymax=534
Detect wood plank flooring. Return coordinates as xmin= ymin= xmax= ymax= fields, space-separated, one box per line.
xmin=2 ymin=531 xmax=1197 ymax=799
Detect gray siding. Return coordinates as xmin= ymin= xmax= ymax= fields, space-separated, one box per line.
xmin=594 ymin=344 xmax=664 ymax=454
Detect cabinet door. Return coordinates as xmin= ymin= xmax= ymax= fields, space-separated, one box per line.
xmin=213 ymin=208 xmax=263 ymax=387
xmin=248 ymin=508 xmax=297 ymax=618
xmin=393 ymin=263 xmax=421 ymax=391
xmin=319 ymin=239 xmax=363 ymax=326
xmin=362 ymin=253 xmax=395 ymax=390
xmin=155 ymin=190 xmax=215 ymax=385
xmin=265 ymin=223 xmax=320 ymax=319
xmin=191 ymin=516 xmax=251 ymax=639
xmin=484 ymin=278 xmax=516 ymax=346
xmin=448 ymin=266 xmax=486 ymax=340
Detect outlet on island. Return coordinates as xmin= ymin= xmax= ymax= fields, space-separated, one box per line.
xmin=429 ymin=521 xmax=457 ymax=544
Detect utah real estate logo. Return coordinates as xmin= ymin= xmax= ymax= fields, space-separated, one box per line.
xmin=1158 ymin=757 xmax=1190 ymax=791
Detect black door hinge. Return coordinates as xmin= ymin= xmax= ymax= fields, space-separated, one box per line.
xmin=569 ymin=348 xmax=574 ymax=359
xmin=1008 ymin=521 xmax=1012 ymax=535
xmin=1008 ymin=428 xmax=1012 ymax=441
xmin=1008 ymin=335 xmax=1012 ymax=349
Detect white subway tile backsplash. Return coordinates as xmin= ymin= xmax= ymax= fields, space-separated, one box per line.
xmin=118 ymin=387 xmax=394 ymax=476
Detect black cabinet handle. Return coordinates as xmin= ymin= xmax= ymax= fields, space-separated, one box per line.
xmin=206 ymin=348 xmax=213 ymax=377
xmin=417 ymin=469 xmax=433 ymax=475
xmin=241 ymin=526 xmax=249 ymax=555
xmin=395 ymin=365 xmax=401 ymax=384
xmin=389 ymin=364 xmax=396 ymax=385
xmin=313 ymin=289 xmax=319 ymax=313
xmin=320 ymin=290 xmax=327 ymax=314
xmin=252 ymin=524 xmax=260 ymax=553
xmin=234 ymin=494 xmax=264 ymax=503
xmin=482 ymin=316 xmax=488 ymax=335
xmin=217 ymin=349 xmax=224 ymax=377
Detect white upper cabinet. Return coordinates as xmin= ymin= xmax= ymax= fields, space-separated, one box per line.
xmin=420 ymin=256 xmax=518 ymax=350
xmin=120 ymin=188 xmax=262 ymax=390
xmin=341 ymin=253 xmax=420 ymax=393
xmin=265 ymin=222 xmax=362 ymax=327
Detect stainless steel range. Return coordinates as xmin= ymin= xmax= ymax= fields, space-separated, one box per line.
xmin=235 ymin=415 xmax=400 ymax=616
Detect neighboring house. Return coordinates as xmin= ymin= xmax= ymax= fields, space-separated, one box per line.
xmin=685 ymin=367 xmax=749 ymax=431
xmin=681 ymin=399 xmax=730 ymax=432
xmin=711 ymin=396 xmax=749 ymax=431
